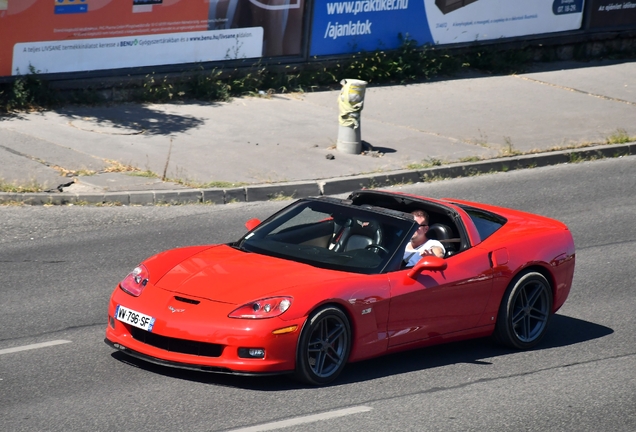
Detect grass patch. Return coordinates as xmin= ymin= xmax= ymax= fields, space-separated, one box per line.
xmin=163 ymin=179 xmax=248 ymax=189
xmin=0 ymin=179 xmax=45 ymax=193
xmin=606 ymin=128 xmax=633 ymax=144
xmin=200 ymin=181 xmax=248 ymax=188
xmin=127 ymin=170 xmax=159 ymax=178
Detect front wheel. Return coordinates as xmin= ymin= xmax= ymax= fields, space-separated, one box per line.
xmin=494 ymin=272 xmax=553 ymax=350
xmin=295 ymin=306 xmax=351 ymax=386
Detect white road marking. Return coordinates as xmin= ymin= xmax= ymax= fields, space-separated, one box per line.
xmin=228 ymin=406 xmax=373 ymax=432
xmin=0 ymin=340 xmax=71 ymax=355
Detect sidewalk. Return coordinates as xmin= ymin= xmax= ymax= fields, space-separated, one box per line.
xmin=1 ymin=60 xmax=635 ymax=205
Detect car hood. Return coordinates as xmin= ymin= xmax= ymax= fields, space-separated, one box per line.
xmin=154 ymin=244 xmax=345 ymax=304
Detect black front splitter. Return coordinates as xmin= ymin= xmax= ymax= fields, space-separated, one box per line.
xmin=104 ymin=338 xmax=291 ymax=377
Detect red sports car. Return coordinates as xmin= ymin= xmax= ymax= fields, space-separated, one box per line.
xmin=105 ymin=190 xmax=575 ymax=385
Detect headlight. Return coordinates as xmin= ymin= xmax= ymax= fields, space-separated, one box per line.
xmin=229 ymin=297 xmax=292 ymax=319
xmin=119 ymin=265 xmax=149 ymax=297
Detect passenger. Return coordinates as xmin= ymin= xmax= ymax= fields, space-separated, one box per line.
xmin=403 ymin=209 xmax=445 ymax=266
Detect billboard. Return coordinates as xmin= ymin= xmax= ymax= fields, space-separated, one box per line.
xmin=0 ymin=0 xmax=306 ymax=77
xmin=309 ymin=0 xmax=585 ymax=56
xmin=587 ymin=0 xmax=636 ymax=28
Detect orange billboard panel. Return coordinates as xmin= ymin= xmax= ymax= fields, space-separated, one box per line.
xmin=0 ymin=0 xmax=305 ymax=77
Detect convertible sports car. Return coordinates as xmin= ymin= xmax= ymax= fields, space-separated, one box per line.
xmin=105 ymin=190 xmax=575 ymax=385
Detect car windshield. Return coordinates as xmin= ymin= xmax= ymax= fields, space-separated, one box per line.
xmin=238 ymin=199 xmax=414 ymax=274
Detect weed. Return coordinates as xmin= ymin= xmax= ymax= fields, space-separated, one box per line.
xmin=500 ymin=136 xmax=522 ymax=156
xmin=472 ymin=129 xmax=490 ymax=147
xmin=406 ymin=157 xmax=443 ymax=170
xmin=75 ymin=169 xmax=97 ymax=176
xmin=370 ymin=176 xmax=415 ymax=188
xmin=0 ymin=200 xmax=26 ymax=207
xmin=385 ymin=180 xmax=414 ymax=187
xmin=459 ymin=156 xmax=482 ymax=163
xmin=94 ymin=201 xmax=124 ymax=207
xmin=51 ymin=166 xmax=96 ymax=177
xmin=103 ymin=160 xmax=141 ymax=173
xmin=225 ymin=39 xmax=246 ymax=60
xmin=464 ymin=48 xmax=533 ymax=74
xmin=568 ymin=152 xmax=585 ymax=163
xmin=418 ymin=173 xmax=448 ymax=183
xmin=187 ymin=68 xmax=232 ymax=102
xmin=268 ymin=192 xmax=296 ymax=201
xmin=136 ymin=73 xmax=177 ymax=102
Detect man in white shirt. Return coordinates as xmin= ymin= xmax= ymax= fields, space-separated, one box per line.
xmin=403 ymin=209 xmax=445 ymax=267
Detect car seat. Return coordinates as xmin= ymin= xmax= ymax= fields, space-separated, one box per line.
xmin=426 ymin=223 xmax=457 ymax=257
xmin=332 ymin=218 xmax=383 ymax=252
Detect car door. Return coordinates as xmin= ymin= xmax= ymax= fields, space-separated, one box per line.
xmin=386 ymin=246 xmax=494 ymax=348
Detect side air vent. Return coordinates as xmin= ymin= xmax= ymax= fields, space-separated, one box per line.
xmin=174 ymin=296 xmax=200 ymax=305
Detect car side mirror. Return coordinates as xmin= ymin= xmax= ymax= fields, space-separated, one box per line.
xmin=245 ymin=218 xmax=261 ymax=231
xmin=407 ymin=256 xmax=447 ymax=279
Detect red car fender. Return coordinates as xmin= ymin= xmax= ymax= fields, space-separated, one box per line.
xmin=476 ymin=228 xmax=575 ymax=327
xmin=278 ymin=276 xmax=392 ymax=362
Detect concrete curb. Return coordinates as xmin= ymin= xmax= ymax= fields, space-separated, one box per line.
xmin=1 ymin=143 xmax=634 ymax=206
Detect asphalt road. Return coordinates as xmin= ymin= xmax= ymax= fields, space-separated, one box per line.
xmin=1 ymin=156 xmax=635 ymax=432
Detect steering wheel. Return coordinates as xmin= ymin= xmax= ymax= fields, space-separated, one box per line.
xmin=365 ymin=244 xmax=389 ymax=255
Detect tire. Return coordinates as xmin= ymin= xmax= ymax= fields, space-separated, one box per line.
xmin=295 ymin=306 xmax=351 ymax=386
xmin=494 ymin=271 xmax=553 ymax=350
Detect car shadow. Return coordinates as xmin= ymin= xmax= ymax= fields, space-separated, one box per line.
xmin=109 ymin=314 xmax=612 ymax=390
xmin=339 ymin=314 xmax=613 ymax=385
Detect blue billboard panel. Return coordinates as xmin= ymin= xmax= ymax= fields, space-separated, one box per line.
xmin=310 ymin=0 xmax=584 ymax=56
xmin=310 ymin=0 xmax=433 ymax=56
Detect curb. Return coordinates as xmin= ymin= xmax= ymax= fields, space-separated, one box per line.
xmin=1 ymin=143 xmax=634 ymax=206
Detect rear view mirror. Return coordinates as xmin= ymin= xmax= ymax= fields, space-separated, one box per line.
xmin=407 ymin=256 xmax=447 ymax=279
xmin=245 ymin=218 xmax=261 ymax=231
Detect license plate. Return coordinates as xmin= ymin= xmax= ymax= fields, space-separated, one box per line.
xmin=115 ymin=305 xmax=155 ymax=332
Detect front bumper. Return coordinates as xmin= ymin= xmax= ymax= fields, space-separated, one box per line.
xmin=105 ymin=285 xmax=303 ymax=374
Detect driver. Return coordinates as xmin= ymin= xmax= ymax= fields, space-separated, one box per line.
xmin=403 ymin=209 xmax=445 ymax=266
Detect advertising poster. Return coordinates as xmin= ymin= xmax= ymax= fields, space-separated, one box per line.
xmin=587 ymin=0 xmax=636 ymax=28
xmin=0 ymin=0 xmax=306 ymax=77
xmin=310 ymin=0 xmax=584 ymax=56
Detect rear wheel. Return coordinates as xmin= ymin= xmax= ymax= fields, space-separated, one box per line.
xmin=295 ymin=306 xmax=351 ymax=386
xmin=494 ymin=271 xmax=553 ymax=349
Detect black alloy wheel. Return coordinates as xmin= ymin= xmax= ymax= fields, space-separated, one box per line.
xmin=295 ymin=306 xmax=351 ymax=386
xmin=495 ymin=271 xmax=553 ymax=349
